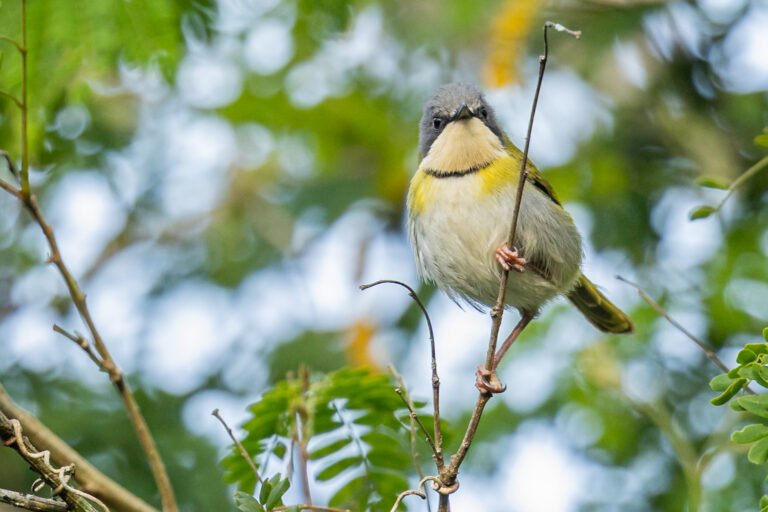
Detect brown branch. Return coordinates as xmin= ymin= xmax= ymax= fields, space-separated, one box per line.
xmin=3 ymin=4 xmax=177 ymax=510
xmin=389 ymin=476 xmax=441 ymax=512
xmin=616 ymin=276 xmax=755 ymax=395
xmin=0 ymin=384 xmax=157 ymax=512
xmin=0 ymin=488 xmax=69 ymax=512
xmin=0 ymin=410 xmax=105 ymax=512
xmin=359 ymin=280 xmax=443 ymax=468
xmin=212 ymin=409 xmax=262 ymax=485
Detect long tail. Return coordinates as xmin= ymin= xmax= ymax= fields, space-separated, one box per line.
xmin=567 ymin=274 xmax=633 ymax=333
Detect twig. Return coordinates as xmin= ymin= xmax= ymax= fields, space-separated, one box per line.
xmin=616 ymin=276 xmax=756 ymax=395
xmin=389 ymin=476 xmax=442 ymax=512
xmin=0 ymin=384 xmax=157 ymax=512
xmin=53 ymin=325 xmax=105 ymax=371
xmin=389 ymin=367 xmax=438 ymax=466
xmin=0 ymin=488 xmax=69 ymax=512
xmin=212 ymin=409 xmax=262 ymax=485
xmin=714 ymin=154 xmax=768 ymax=213
xmin=0 ymin=411 xmax=105 ymax=512
xmin=359 ymin=280 xmax=443 ymax=468
xmin=20 ymin=0 xmax=30 ymax=198
xmin=0 ymin=89 xmax=24 ymax=109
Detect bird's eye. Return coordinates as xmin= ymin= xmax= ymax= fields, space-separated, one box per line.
xmin=433 ymin=117 xmax=443 ymax=130
xmin=480 ymin=107 xmax=488 ymax=119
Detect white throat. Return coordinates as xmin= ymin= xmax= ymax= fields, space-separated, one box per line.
xmin=420 ymin=118 xmax=506 ymax=173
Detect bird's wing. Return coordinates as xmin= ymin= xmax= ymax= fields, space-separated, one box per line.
xmin=503 ymin=138 xmax=562 ymax=206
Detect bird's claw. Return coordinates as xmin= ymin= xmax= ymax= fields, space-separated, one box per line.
xmin=495 ymin=244 xmax=526 ymax=272
xmin=475 ymin=365 xmax=507 ymax=394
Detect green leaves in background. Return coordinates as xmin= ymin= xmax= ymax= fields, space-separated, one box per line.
xmin=222 ymin=368 xmax=417 ymax=511
xmin=233 ymin=474 xmax=292 ymax=512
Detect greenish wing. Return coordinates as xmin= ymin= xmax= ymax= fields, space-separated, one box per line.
xmin=503 ymin=138 xmax=562 ymax=206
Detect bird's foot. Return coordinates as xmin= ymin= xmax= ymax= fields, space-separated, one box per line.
xmin=475 ymin=365 xmax=507 ymax=394
xmin=495 ymin=244 xmax=526 ymax=272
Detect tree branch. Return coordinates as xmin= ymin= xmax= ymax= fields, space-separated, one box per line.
xmin=360 ymin=280 xmax=443 ymax=468
xmin=0 ymin=384 xmax=157 ymax=512
xmin=0 ymin=488 xmax=69 ymax=512
xmin=0 ymin=489 xmax=67 ymax=512
xmin=0 ymin=410 xmax=106 ymax=512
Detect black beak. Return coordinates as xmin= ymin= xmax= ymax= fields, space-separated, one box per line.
xmin=452 ymin=104 xmax=473 ymax=121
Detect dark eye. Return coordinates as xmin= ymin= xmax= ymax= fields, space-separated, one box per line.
xmin=480 ymin=107 xmax=488 ymax=119
xmin=433 ymin=117 xmax=443 ymax=130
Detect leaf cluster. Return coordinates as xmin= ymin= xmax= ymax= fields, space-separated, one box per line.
xmin=710 ymin=326 xmax=768 ymax=511
xmin=222 ymin=368 xmax=417 ymax=511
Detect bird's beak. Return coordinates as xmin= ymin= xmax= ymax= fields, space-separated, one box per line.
xmin=452 ymin=104 xmax=473 ymax=122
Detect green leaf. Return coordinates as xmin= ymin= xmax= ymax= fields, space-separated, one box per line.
xmin=265 ymin=475 xmax=290 ymax=509
xmin=755 ymin=133 xmax=768 ymax=148
xmin=730 ymin=399 xmax=747 ymax=412
xmin=737 ymin=349 xmax=758 ymax=364
xmin=709 ymin=373 xmax=733 ymax=392
xmin=234 ymin=491 xmax=265 ymax=512
xmin=695 ymin=176 xmax=729 ymax=189
xmin=259 ymin=476 xmax=274 ymax=504
xmin=728 ymin=366 xmax=742 ymax=378
xmin=732 ymin=424 xmax=768 ymax=444
xmin=746 ymin=343 xmax=768 ymax=355
xmin=739 ymin=364 xmax=768 ymax=388
xmin=737 ymin=394 xmax=768 ymax=419
xmin=689 ymin=205 xmax=717 ymax=220
xmin=711 ymin=378 xmax=747 ymax=405
xmin=316 ymin=456 xmax=361 ymax=481
xmin=309 ymin=437 xmax=353 ymax=460
xmin=763 ymin=327 xmax=768 ymax=342
xmin=748 ymin=436 xmax=768 ymax=465
xmin=760 ymin=494 xmax=768 ymax=510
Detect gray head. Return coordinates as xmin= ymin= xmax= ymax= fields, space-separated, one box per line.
xmin=418 ymin=83 xmax=504 ymax=158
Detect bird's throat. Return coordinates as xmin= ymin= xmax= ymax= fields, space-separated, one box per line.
xmin=420 ymin=118 xmax=506 ymax=176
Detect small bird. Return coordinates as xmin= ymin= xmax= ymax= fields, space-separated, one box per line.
xmin=407 ymin=83 xmax=632 ymax=393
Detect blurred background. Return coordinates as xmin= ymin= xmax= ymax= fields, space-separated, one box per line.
xmin=1 ymin=0 xmax=767 ymax=510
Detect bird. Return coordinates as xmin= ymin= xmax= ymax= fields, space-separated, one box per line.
xmin=407 ymin=83 xmax=633 ymax=393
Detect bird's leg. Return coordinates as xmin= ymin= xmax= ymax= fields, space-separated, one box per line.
xmin=495 ymin=243 xmax=526 ymax=272
xmin=475 ymin=311 xmax=535 ymax=394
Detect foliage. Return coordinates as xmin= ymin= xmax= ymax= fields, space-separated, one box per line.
xmin=234 ymin=475 xmax=291 ymax=512
xmin=710 ymin=326 xmax=768 ymax=511
xmin=222 ymin=368 xmax=417 ymax=511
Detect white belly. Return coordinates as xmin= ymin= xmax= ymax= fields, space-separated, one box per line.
xmin=409 ymin=174 xmax=582 ymax=312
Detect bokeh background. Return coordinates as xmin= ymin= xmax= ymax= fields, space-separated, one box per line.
xmin=1 ymin=0 xmax=768 ymax=510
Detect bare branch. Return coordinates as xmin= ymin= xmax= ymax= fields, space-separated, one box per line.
xmin=0 ymin=384 xmax=156 ymax=512
xmin=52 ymin=325 xmax=105 ymax=370
xmin=0 ymin=488 xmax=69 ymax=512
xmin=0 ymin=411 xmax=107 ymax=512
xmin=617 ymin=276 xmax=755 ymax=395
xmin=360 ymin=280 xmax=443 ymax=468
xmin=389 ymin=476 xmax=442 ymax=512
xmin=389 ymin=366 xmax=439 ymax=468
xmin=212 ymin=409 xmax=262 ymax=485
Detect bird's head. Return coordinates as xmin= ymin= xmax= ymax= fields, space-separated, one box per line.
xmin=418 ymin=84 xmax=505 ymax=174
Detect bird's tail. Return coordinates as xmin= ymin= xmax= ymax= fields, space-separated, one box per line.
xmin=567 ymin=274 xmax=633 ymax=334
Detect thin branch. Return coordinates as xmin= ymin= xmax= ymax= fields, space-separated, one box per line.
xmin=389 ymin=476 xmax=442 ymax=512
xmin=0 ymin=488 xmax=69 ymax=512
xmin=0 ymin=384 xmax=157 ymax=512
xmin=616 ymin=276 xmax=756 ymax=395
xmin=0 ymin=89 xmax=24 ymax=109
xmin=212 ymin=409 xmax=262 ymax=485
xmin=359 ymin=280 xmax=443 ymax=468
xmin=389 ymin=367 xmax=438 ymax=467
xmin=52 ymin=325 xmax=105 ymax=370
xmin=715 ymin=154 xmax=768 ymax=213
xmin=20 ymin=0 xmax=29 ymax=198
xmin=0 ymin=34 xmax=24 ymax=53
xmin=0 ymin=411 xmax=106 ymax=512
xmin=0 ymin=177 xmax=22 ymax=199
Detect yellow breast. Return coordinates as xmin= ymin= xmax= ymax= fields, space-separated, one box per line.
xmin=408 ymin=154 xmax=521 ymax=217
